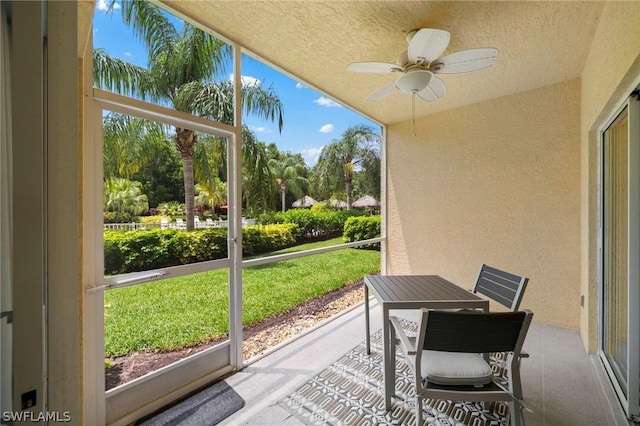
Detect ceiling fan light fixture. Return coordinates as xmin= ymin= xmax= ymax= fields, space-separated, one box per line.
xmin=347 ymin=27 xmax=497 ymax=105
xmin=395 ymin=70 xmax=433 ymax=94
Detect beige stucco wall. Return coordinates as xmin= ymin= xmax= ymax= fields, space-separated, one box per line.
xmin=580 ymin=1 xmax=640 ymax=352
xmin=386 ymin=79 xmax=581 ymax=330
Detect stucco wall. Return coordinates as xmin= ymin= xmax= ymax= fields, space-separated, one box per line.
xmin=580 ymin=1 xmax=640 ymax=352
xmin=386 ymin=79 xmax=581 ymax=330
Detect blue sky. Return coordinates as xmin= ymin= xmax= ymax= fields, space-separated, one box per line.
xmin=92 ymin=0 xmax=379 ymax=166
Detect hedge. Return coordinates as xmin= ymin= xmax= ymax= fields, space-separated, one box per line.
xmin=343 ymin=216 xmax=381 ymax=250
xmin=104 ymin=223 xmax=298 ymax=275
xmin=259 ymin=209 xmax=365 ymax=241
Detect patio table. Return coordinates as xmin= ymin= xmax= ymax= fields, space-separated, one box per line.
xmin=364 ymin=274 xmax=490 ymax=410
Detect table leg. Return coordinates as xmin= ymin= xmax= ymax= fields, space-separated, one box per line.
xmin=383 ymin=306 xmax=393 ymax=410
xmin=364 ymin=282 xmax=370 ymax=354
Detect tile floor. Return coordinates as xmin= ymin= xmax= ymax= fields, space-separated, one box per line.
xmin=153 ymin=298 xmax=630 ymax=425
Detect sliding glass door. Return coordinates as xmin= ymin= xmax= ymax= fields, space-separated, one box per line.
xmin=601 ymin=92 xmax=639 ymax=421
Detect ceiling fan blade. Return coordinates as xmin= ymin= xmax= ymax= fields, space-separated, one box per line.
xmin=347 ymin=62 xmax=401 ymax=74
xmin=430 ymin=48 xmax=498 ymax=74
xmin=408 ymin=29 xmax=450 ymax=64
xmin=416 ymin=76 xmax=447 ymax=102
xmin=365 ymin=82 xmax=397 ymax=102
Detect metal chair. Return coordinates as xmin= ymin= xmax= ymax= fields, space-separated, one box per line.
xmin=390 ymin=309 xmax=533 ymax=426
xmin=473 ymin=264 xmax=528 ymax=311
xmin=472 ymin=264 xmax=531 ymax=359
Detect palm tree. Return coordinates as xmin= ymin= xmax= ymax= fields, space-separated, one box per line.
xmin=241 ymin=129 xmax=276 ymax=214
xmin=192 ymin=126 xmax=276 ymax=215
xmin=195 ymin=179 xmax=227 ymax=211
xmin=104 ymin=177 xmax=149 ymax=216
xmin=103 ymin=112 xmax=169 ymax=180
xmin=93 ymin=1 xmax=284 ymax=230
xmin=268 ymin=157 xmax=309 ymax=212
xmin=193 ymin=133 xmax=226 ymax=211
xmin=315 ymin=125 xmax=380 ymax=209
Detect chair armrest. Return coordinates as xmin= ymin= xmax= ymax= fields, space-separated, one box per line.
xmin=390 ymin=316 xmax=416 ymax=355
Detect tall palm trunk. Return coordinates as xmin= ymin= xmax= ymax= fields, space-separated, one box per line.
xmin=280 ymin=183 xmax=286 ymax=212
xmin=175 ymin=128 xmax=196 ymax=230
xmin=346 ymin=179 xmax=353 ymax=210
xmin=344 ymin=157 xmax=353 ymax=210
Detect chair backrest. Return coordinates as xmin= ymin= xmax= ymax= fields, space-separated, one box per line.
xmin=473 ymin=264 xmax=528 ymax=311
xmin=419 ymin=310 xmax=533 ymax=354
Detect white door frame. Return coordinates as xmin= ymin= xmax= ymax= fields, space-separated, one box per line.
xmin=598 ymin=90 xmax=640 ymax=422
xmin=88 ymin=73 xmax=244 ymax=424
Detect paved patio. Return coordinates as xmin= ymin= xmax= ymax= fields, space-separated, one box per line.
xmin=151 ymin=298 xmax=629 ymax=425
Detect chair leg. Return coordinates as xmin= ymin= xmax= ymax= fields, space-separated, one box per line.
xmin=509 ymin=400 xmax=523 ymax=426
xmin=415 ymin=395 xmax=423 ymax=426
xmin=389 ymin=321 xmax=397 ymax=397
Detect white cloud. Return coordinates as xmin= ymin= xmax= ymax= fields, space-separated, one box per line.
xmin=319 ymin=124 xmax=334 ymax=133
xmin=229 ymin=74 xmax=261 ymax=87
xmin=313 ymin=96 xmax=341 ymax=108
xmin=300 ymin=146 xmax=324 ymax=167
xmin=295 ymin=82 xmax=307 ymax=89
xmin=124 ymin=52 xmax=132 ymax=57
xmin=253 ymin=126 xmax=271 ymax=133
xmin=97 ymin=0 xmax=120 ymax=12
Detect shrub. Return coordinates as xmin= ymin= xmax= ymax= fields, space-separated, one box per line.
xmin=343 ymin=216 xmax=381 ymax=250
xmin=138 ymin=215 xmax=168 ymax=224
xmin=157 ymin=201 xmax=185 ymax=216
xmin=311 ymin=199 xmax=346 ymax=211
xmin=242 ymin=224 xmax=297 ymax=255
xmin=103 ymin=224 xmax=298 ymax=275
xmin=104 ymin=230 xmax=127 ymax=273
xmin=103 ymin=211 xmax=135 ymax=223
xmin=258 ymin=209 xmax=365 ymax=241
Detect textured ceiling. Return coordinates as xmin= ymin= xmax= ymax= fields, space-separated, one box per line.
xmin=160 ymin=1 xmax=603 ymax=125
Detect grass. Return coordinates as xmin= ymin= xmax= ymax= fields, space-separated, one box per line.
xmin=104 ymin=238 xmax=380 ymax=357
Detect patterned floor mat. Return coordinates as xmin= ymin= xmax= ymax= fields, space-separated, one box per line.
xmin=279 ymin=321 xmax=511 ymax=426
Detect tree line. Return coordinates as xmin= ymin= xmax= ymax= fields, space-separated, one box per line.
xmin=96 ymin=0 xmax=380 ymax=230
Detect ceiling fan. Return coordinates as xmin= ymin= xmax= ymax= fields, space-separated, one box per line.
xmin=347 ymin=28 xmax=498 ymax=103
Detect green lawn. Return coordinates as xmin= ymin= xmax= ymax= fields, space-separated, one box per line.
xmin=104 ymin=238 xmax=380 ymax=357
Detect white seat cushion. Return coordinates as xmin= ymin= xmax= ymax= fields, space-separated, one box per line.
xmin=415 ymin=350 xmax=493 ymax=386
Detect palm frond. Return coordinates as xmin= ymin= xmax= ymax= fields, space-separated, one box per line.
xmin=103 ymin=112 xmax=170 ymax=179
xmin=162 ymin=78 xmax=285 ymax=135
xmin=120 ymin=0 xmax=178 ymax=63
xmin=242 ymin=83 xmax=284 ymax=133
xmin=93 ymin=49 xmax=156 ymax=99
xmin=176 ymin=25 xmax=231 ymax=83
xmin=174 ymin=81 xmax=234 ymax=122
xmin=104 ymin=177 xmax=149 ymax=215
xmin=193 ymin=134 xmax=225 ymax=185
xmin=242 ymin=127 xmax=276 ymax=209
xmin=269 ymin=157 xmax=309 ymax=198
